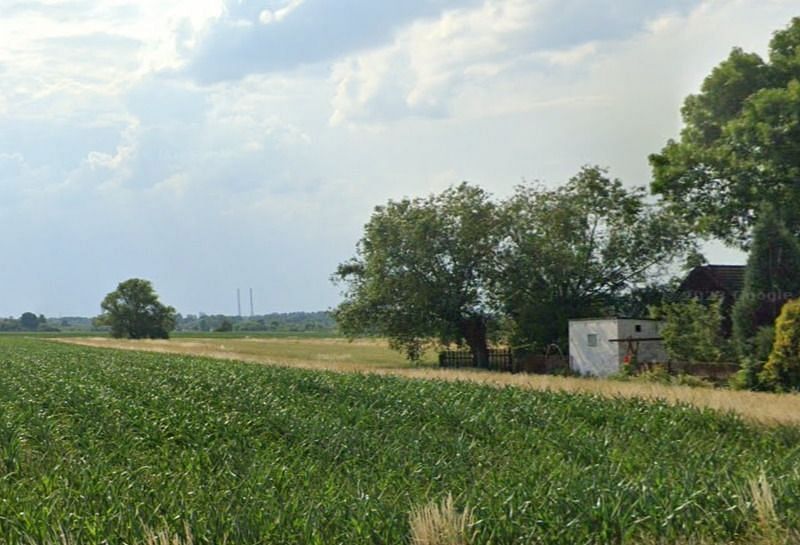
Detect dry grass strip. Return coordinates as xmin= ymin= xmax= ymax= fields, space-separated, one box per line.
xmin=57 ymin=338 xmax=800 ymax=427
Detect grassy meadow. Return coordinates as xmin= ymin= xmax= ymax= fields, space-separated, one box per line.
xmin=0 ymin=337 xmax=799 ymax=544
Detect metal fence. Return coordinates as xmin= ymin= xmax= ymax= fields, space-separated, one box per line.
xmin=438 ymin=349 xmax=570 ymax=374
xmin=438 ymin=349 xmax=513 ymax=371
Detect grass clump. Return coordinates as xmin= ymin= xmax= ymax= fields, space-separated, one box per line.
xmin=409 ymin=494 xmax=475 ymax=545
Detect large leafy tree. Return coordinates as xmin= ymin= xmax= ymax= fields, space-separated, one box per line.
xmin=97 ymin=278 xmax=177 ymax=339
xmin=650 ymin=17 xmax=800 ymax=248
xmin=334 ymin=183 xmax=501 ymax=366
xmin=497 ymin=167 xmax=691 ymax=351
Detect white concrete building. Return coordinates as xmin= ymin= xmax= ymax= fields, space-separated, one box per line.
xmin=568 ymin=318 xmax=667 ymax=377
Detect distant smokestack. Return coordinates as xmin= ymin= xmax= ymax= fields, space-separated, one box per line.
xmin=237 ymin=288 xmax=242 ymax=317
xmin=249 ymin=288 xmax=254 ymax=317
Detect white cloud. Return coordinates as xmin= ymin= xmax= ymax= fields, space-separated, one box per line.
xmin=536 ymin=42 xmax=599 ymax=66
xmin=2 ymin=0 xmax=798 ymax=315
xmin=0 ymin=1 xmax=223 ymax=121
xmin=259 ymin=0 xmax=305 ymax=25
xmin=330 ymin=0 xmax=541 ymax=125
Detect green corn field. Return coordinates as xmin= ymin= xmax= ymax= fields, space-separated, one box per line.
xmin=0 ymin=337 xmax=798 ymax=544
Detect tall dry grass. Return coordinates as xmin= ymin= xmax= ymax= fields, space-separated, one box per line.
xmin=749 ymin=471 xmax=779 ymax=535
xmin=409 ymin=494 xmax=475 ymax=545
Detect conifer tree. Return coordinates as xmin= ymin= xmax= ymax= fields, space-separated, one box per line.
xmin=732 ymin=203 xmax=800 ymax=363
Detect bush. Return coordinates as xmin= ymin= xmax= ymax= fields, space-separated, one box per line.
xmin=753 ymin=325 xmax=777 ymax=363
xmin=625 ymin=365 xmax=713 ymax=389
xmin=652 ymin=297 xmax=732 ymax=363
xmin=760 ymin=298 xmax=800 ymax=391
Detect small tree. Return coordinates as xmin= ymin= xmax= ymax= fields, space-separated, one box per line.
xmin=760 ymin=298 xmax=800 ymax=391
xmin=97 ymin=279 xmax=177 ymax=339
xmin=653 ymin=297 xmax=732 ymax=363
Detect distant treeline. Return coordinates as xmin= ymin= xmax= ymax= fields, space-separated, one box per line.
xmin=0 ymin=312 xmax=67 ymax=332
xmin=176 ymin=311 xmax=336 ymax=333
xmin=0 ymin=312 xmax=337 ymax=334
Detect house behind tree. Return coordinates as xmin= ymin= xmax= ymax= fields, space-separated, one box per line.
xmin=678 ymin=265 xmax=745 ymax=336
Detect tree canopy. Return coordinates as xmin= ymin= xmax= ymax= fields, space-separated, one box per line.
xmin=97 ymin=279 xmax=177 ymax=340
xmin=650 ymin=17 xmax=800 ymax=248
xmin=497 ymin=167 xmax=691 ymax=350
xmin=334 ymin=183 xmax=500 ymax=366
xmin=19 ymin=312 xmax=40 ymax=331
xmin=334 ymin=167 xmax=690 ymax=361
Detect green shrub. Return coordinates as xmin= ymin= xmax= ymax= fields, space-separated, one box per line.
xmin=754 ymin=326 xmax=777 ymax=362
xmin=652 ymin=297 xmax=732 ymax=363
xmin=730 ymin=326 xmax=776 ymax=391
xmin=760 ymin=298 xmax=800 ymax=391
xmin=628 ymin=365 xmax=713 ymax=389
xmin=672 ymin=373 xmax=714 ymax=389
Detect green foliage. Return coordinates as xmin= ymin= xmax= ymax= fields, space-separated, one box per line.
xmin=611 ymin=281 xmax=682 ymax=319
xmin=620 ymin=365 xmax=713 ymax=389
xmin=334 ymin=183 xmax=500 ymax=365
xmin=761 ymin=298 xmax=800 ymax=390
xmin=215 ymin=319 xmax=234 ymax=332
xmin=732 ymin=204 xmax=800 ymax=357
xmin=233 ymin=320 xmax=266 ymax=332
xmin=732 ymin=326 xmax=778 ymax=391
xmin=651 ymin=17 xmax=800 ymax=247
xmin=335 ymin=169 xmax=691 ymax=360
xmin=18 ymin=312 xmax=39 ymax=331
xmin=753 ymin=326 xmax=777 ymax=363
xmin=1 ymin=338 xmax=799 ymax=544
xmin=96 ymin=278 xmax=177 ymax=339
xmin=176 ymin=312 xmax=336 ymax=333
xmin=499 ymin=166 xmax=692 ymax=351
xmin=652 ymin=297 xmax=732 ymax=363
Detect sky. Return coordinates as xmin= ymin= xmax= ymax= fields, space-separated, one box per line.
xmin=0 ymin=0 xmax=797 ymax=317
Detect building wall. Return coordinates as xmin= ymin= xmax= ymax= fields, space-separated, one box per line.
xmin=569 ymin=319 xmax=668 ymax=377
xmin=616 ymin=319 xmax=668 ymax=364
xmin=569 ymin=319 xmax=620 ymax=377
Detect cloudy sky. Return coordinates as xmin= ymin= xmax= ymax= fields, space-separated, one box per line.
xmin=0 ymin=0 xmax=796 ymax=317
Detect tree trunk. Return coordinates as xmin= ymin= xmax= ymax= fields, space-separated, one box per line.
xmin=460 ymin=316 xmax=490 ymax=369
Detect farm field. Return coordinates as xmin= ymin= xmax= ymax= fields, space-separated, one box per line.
xmin=0 ymin=337 xmax=799 ymax=544
xmin=63 ymin=335 xmax=438 ymax=369
xmin=61 ymin=336 xmax=800 ymax=427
